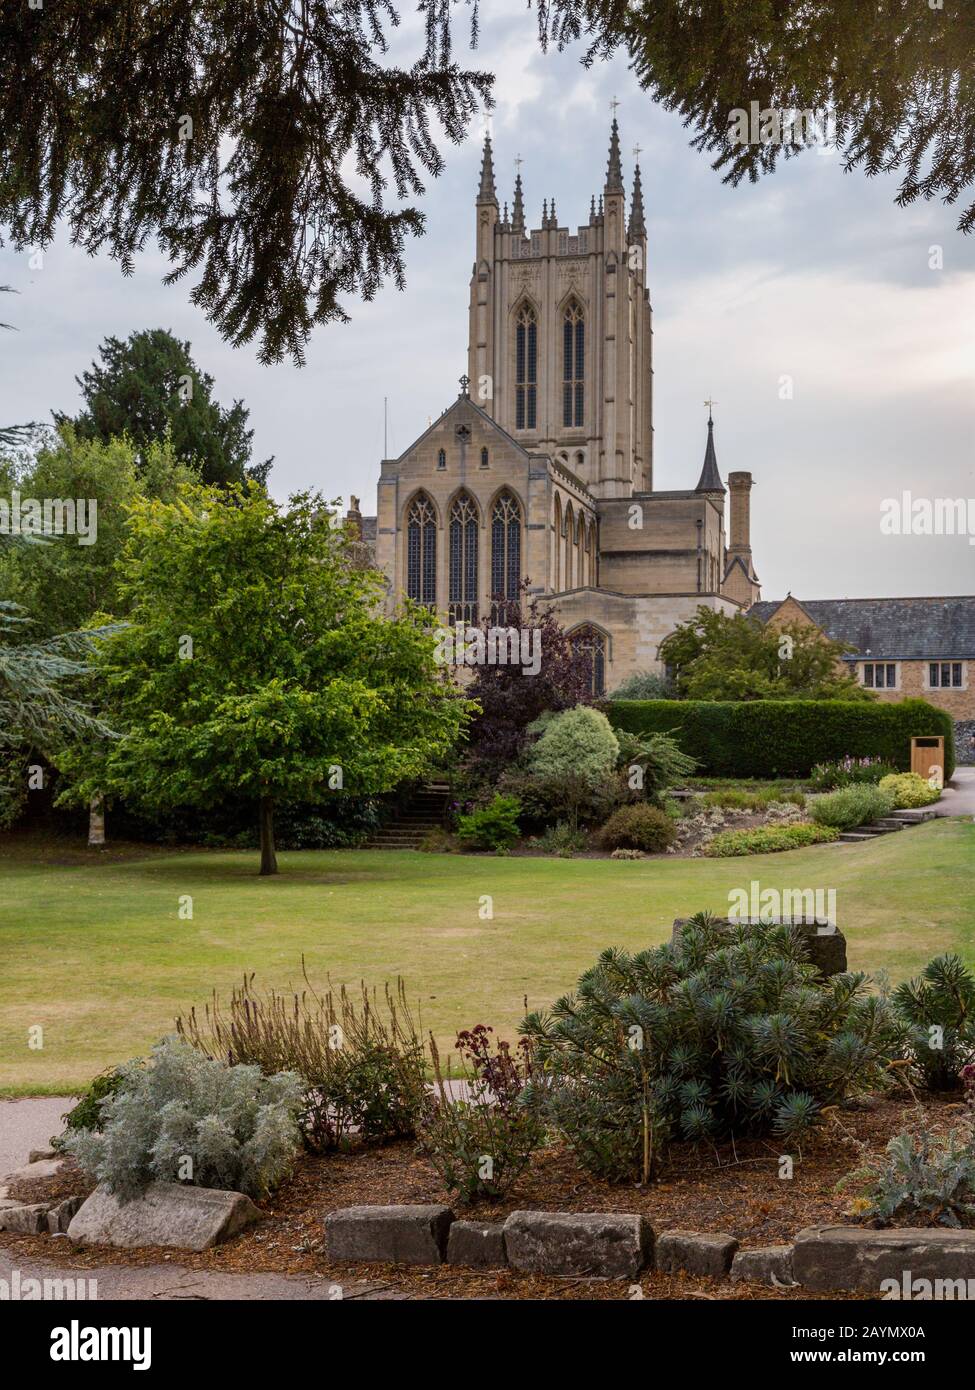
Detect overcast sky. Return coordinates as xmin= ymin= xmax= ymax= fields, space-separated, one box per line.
xmin=2 ymin=6 xmax=973 ymax=601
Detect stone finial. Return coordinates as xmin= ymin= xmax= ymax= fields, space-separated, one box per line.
xmin=605 ymin=117 xmax=624 ymax=195
xmin=477 ymin=132 xmax=497 ymax=204
xmin=628 ymin=159 xmax=646 ymax=239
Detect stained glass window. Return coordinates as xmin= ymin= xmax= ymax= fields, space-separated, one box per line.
xmin=490 ymin=491 xmax=522 ymax=616
xmin=448 ymin=493 xmax=478 ymax=625
xmin=406 ymin=494 xmax=437 ymax=608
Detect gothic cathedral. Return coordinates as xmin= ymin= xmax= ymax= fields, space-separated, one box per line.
xmin=357 ymin=121 xmax=762 ymax=692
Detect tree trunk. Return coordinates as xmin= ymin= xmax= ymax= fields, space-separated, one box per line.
xmin=259 ymin=795 xmax=278 ymax=876
xmin=88 ymin=793 xmax=105 ymax=848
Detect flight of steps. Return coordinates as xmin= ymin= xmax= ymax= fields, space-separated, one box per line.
xmin=838 ymin=807 xmax=938 ymax=843
xmin=363 ymin=781 xmax=451 ymax=849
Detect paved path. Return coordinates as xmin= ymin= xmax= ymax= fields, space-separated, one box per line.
xmin=0 ymin=1096 xmax=73 ymax=1175
xmin=0 ymin=1252 xmax=412 ymax=1300
xmin=935 ymin=766 xmax=975 ymax=818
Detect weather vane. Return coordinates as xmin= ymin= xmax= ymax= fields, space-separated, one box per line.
xmin=610 ymin=96 xmax=620 ymax=115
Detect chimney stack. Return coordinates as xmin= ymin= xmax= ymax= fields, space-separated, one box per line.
xmin=726 ymin=472 xmax=753 ymax=555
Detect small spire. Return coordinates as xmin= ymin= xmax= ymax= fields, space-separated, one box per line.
xmin=628 ymin=158 xmax=646 ymax=239
xmin=549 ymin=197 xmax=557 ymax=227
xmin=502 ymin=200 xmax=509 ymax=226
xmin=605 ymin=117 xmax=624 ymax=195
xmin=589 ymin=194 xmax=596 ymax=223
xmin=598 ymin=194 xmax=604 ymax=218
xmin=695 ymin=410 xmax=725 ymax=494
xmin=512 ymin=170 xmax=525 ymax=233
xmin=477 ymin=132 xmax=497 ymax=204
xmin=542 ymin=197 xmax=548 ymax=226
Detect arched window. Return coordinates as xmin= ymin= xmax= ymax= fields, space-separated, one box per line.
xmin=575 ymin=516 xmax=584 ymax=587
xmin=406 ymin=494 xmax=437 ymax=607
xmin=515 ymin=304 xmax=537 ymax=430
xmin=437 ymin=448 xmax=446 ymax=470
xmin=480 ymin=446 xmax=489 ymax=468
xmin=562 ymin=300 xmax=584 ymax=428
xmin=490 ymin=491 xmax=522 ymax=611
xmin=448 ymin=493 xmax=478 ymax=625
xmin=571 ymin=625 xmax=606 ymax=697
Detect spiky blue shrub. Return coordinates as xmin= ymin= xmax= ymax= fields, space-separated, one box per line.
xmin=522 ymin=913 xmax=905 ymax=1182
xmin=63 ymin=1037 xmax=303 ymax=1200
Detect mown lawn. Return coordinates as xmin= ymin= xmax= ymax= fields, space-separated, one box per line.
xmin=2 ymin=819 xmax=973 ymax=1094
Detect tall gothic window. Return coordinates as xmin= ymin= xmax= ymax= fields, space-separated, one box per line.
xmin=490 ymin=491 xmax=522 ymax=615
xmin=515 ymin=304 xmax=537 ymax=430
xmin=448 ymin=493 xmax=479 ymax=625
xmin=571 ymin=625 xmax=606 ymax=697
xmin=562 ymin=300 xmax=584 ymax=428
xmin=406 ymin=494 xmax=437 ymax=608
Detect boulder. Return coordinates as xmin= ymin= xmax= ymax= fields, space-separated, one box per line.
xmin=0 ymin=1203 xmax=51 ymax=1234
xmin=28 ymin=1147 xmax=58 ymax=1163
xmin=655 ymin=1230 xmax=738 ymax=1278
xmin=446 ymin=1219 xmax=507 ymax=1268
xmin=503 ymin=1211 xmax=652 ymax=1279
xmin=47 ymin=1196 xmax=84 ymax=1234
xmin=67 ymin=1182 xmax=261 ymax=1251
xmin=731 ymin=1245 xmax=795 ymax=1286
xmin=324 ymin=1205 xmax=454 ymax=1265
xmin=672 ymin=917 xmax=847 ymax=977
xmin=793 ymin=1225 xmax=975 ymax=1292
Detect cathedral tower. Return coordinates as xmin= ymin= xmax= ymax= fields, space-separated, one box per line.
xmin=467 ymin=122 xmax=653 ymax=499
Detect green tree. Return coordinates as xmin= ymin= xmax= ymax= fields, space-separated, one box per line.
xmin=658 ymin=606 xmax=872 ymax=701
xmin=60 ymin=330 xmax=271 ymax=486
xmin=0 ymin=427 xmax=195 ymax=638
xmin=59 ymin=484 xmax=471 ymax=874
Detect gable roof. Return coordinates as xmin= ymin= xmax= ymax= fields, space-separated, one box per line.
xmin=750 ymin=596 xmax=975 ymax=659
xmin=393 ymin=390 xmax=536 ymax=465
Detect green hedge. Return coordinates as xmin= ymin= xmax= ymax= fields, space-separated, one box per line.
xmin=606 ymin=698 xmax=955 ymax=780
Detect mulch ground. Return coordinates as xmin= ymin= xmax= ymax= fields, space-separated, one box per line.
xmin=2 ymin=1093 xmax=963 ymax=1301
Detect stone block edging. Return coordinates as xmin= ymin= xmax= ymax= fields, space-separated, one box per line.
xmin=321 ymin=1207 xmax=975 ymax=1291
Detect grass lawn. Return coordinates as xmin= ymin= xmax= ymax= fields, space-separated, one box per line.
xmin=2 ymin=819 xmax=973 ymax=1094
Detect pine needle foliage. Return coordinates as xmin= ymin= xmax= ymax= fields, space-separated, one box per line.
xmin=522 ymin=913 xmax=905 ymax=1182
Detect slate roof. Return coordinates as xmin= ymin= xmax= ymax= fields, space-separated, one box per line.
xmin=749 ymin=596 xmax=975 ymax=660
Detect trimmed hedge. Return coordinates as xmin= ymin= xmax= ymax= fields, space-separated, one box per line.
xmin=606 ymin=698 xmax=955 ymax=780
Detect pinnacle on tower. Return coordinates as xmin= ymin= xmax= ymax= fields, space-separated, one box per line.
xmin=628 ymin=159 xmax=646 ymax=239
xmin=695 ymin=411 xmax=726 ymax=494
xmin=549 ymin=197 xmax=557 ymax=227
xmin=511 ymin=169 xmax=525 ymax=233
xmin=589 ymin=194 xmax=597 ymax=223
xmin=542 ymin=197 xmax=548 ymax=225
xmin=605 ymin=117 xmax=624 ymax=195
xmin=477 ymin=132 xmax=497 ymax=204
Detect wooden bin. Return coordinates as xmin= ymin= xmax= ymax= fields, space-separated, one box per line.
xmin=910 ymin=735 xmax=944 ymax=784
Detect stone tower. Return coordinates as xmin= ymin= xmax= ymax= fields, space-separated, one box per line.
xmin=467 ymin=123 xmax=653 ymax=499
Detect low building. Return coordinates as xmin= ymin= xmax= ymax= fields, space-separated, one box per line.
xmin=750 ymin=594 xmax=975 ymax=761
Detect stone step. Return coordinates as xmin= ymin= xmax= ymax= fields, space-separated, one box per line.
xmin=888 ymin=808 xmax=937 ymax=822
xmin=874 ymin=818 xmax=906 ymax=829
xmin=838 ymin=832 xmax=875 ymax=842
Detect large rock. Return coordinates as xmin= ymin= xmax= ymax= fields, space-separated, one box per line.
xmin=67 ymin=1182 xmax=261 ymax=1251
xmin=672 ymin=917 xmax=847 ymax=977
xmin=503 ymin=1211 xmax=652 ymax=1279
xmin=0 ymin=1202 xmax=51 ymax=1234
xmin=446 ymin=1219 xmax=507 ymax=1268
xmin=47 ymin=1196 xmax=84 ymax=1234
xmin=794 ymin=1225 xmax=975 ymax=1293
xmin=731 ymin=1245 xmax=795 ymax=1286
xmin=1 ymin=1156 xmax=69 ymax=1186
xmin=324 ymin=1205 xmax=454 ymax=1265
xmin=655 ymin=1230 xmax=738 ymax=1278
